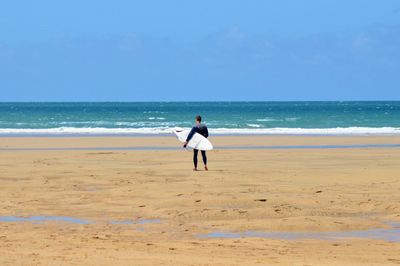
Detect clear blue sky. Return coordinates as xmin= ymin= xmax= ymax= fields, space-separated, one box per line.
xmin=1 ymin=0 xmax=400 ymax=101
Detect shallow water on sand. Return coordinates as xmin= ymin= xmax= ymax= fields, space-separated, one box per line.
xmin=200 ymin=222 xmax=400 ymax=242
xmin=0 ymin=143 xmax=400 ymax=151
xmin=2 ymin=216 xmax=400 ymax=242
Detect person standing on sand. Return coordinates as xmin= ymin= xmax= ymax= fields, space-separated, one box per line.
xmin=183 ymin=115 xmax=209 ymax=171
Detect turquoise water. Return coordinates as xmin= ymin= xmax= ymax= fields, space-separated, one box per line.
xmin=0 ymin=102 xmax=399 ymax=135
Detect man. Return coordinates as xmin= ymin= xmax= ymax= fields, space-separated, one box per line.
xmin=183 ymin=115 xmax=209 ymax=171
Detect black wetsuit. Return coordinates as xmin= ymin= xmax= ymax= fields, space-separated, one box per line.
xmin=186 ymin=123 xmax=209 ymax=168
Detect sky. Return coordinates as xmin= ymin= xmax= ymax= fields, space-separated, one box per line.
xmin=1 ymin=0 xmax=400 ymax=101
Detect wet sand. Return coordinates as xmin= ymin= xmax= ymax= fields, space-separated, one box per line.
xmin=1 ymin=136 xmax=400 ymax=265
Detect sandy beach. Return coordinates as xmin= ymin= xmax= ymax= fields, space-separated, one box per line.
xmin=1 ymin=135 xmax=400 ymax=265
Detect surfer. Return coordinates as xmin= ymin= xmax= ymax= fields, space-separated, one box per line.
xmin=183 ymin=115 xmax=209 ymax=171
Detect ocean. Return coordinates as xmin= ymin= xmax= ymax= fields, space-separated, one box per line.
xmin=0 ymin=102 xmax=399 ymax=135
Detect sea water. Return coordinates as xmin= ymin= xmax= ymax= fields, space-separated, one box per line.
xmin=0 ymin=102 xmax=399 ymax=135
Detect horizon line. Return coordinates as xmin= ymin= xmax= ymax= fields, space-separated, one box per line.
xmin=1 ymin=100 xmax=400 ymax=104
xmin=0 ymin=99 xmax=400 ymax=104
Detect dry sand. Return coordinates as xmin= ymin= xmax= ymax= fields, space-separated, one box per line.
xmin=1 ymin=136 xmax=400 ymax=265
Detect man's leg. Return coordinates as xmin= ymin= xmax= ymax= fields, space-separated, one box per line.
xmin=193 ymin=149 xmax=199 ymax=170
xmin=201 ymin=150 xmax=208 ymax=171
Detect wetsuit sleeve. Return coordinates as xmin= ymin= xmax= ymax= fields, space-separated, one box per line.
xmin=186 ymin=127 xmax=197 ymax=142
xmin=204 ymin=126 xmax=209 ymax=138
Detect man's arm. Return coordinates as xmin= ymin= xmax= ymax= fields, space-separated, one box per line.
xmin=186 ymin=127 xmax=197 ymax=142
xmin=184 ymin=127 xmax=198 ymax=147
xmin=204 ymin=126 xmax=209 ymax=138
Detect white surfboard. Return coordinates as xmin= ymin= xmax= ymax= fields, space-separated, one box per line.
xmin=173 ymin=127 xmax=213 ymax=151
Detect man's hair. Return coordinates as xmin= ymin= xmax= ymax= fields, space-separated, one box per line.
xmin=196 ymin=115 xmax=202 ymax=122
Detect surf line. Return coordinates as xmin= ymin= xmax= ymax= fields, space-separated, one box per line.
xmin=0 ymin=143 xmax=400 ymax=151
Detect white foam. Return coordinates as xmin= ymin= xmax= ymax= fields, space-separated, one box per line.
xmin=256 ymin=118 xmax=277 ymax=122
xmin=210 ymin=127 xmax=400 ymax=135
xmin=246 ymin=124 xmax=262 ymax=128
xmin=0 ymin=127 xmax=400 ymax=135
xmin=0 ymin=127 xmax=172 ymax=135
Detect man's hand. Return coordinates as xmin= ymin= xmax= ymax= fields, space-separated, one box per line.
xmin=183 ymin=141 xmax=188 ymax=148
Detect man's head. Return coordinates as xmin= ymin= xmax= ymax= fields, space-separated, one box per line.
xmin=195 ymin=115 xmax=202 ymax=124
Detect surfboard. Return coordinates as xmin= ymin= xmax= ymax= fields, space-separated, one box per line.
xmin=173 ymin=127 xmax=213 ymax=151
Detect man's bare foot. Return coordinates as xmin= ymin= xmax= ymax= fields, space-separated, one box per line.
xmin=193 ymin=168 xmax=198 ymax=171
xmin=204 ymin=166 xmax=208 ymax=171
